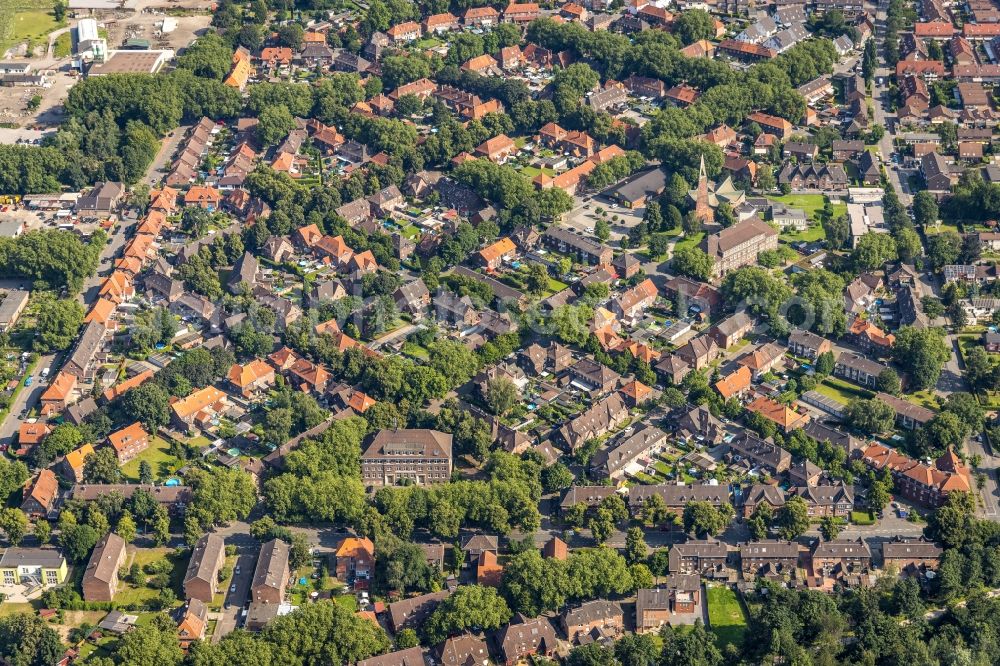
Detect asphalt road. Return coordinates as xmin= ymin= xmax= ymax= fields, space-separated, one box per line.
xmin=0 ymin=351 xmax=57 ymax=448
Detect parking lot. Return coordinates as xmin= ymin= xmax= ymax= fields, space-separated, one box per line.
xmin=562 ymin=195 xmax=645 ymax=240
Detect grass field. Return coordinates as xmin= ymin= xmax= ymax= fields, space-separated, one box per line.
xmin=121 ymin=436 xmax=182 ymax=482
xmin=114 ymin=547 xmax=185 ymax=608
xmin=52 ymin=30 xmax=69 ymax=57
xmin=905 ymin=389 xmax=939 ymax=412
xmin=521 ymin=166 xmax=556 ymax=178
xmin=816 ymin=377 xmax=872 ymax=404
xmin=0 ymin=1 xmax=63 ymax=56
xmin=767 ymin=194 xmax=846 ymax=223
xmin=672 ymin=231 xmax=705 ymax=253
xmin=851 ymin=510 xmax=876 ymax=525
xmin=706 ymin=585 xmax=748 ymax=649
xmin=402 ymin=342 xmax=429 ymax=360
xmin=780 ymin=223 xmax=827 ymax=243
xmin=0 ymin=601 xmax=35 ymax=617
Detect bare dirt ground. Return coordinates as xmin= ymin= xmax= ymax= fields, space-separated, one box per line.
xmin=2 ymin=0 xmax=213 ymax=129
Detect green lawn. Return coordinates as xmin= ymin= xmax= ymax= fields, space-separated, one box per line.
xmin=402 ymin=342 xmax=429 ymax=360
xmin=121 ymin=436 xmax=182 ymax=482
xmin=817 ymin=377 xmax=872 ymax=404
xmin=520 ymin=166 xmax=556 ymax=178
xmin=851 ymin=510 xmax=876 ymax=525
xmin=905 ymin=390 xmax=939 ymax=412
xmin=52 ymin=30 xmax=69 ymax=57
xmin=779 ymin=223 xmax=826 ymax=243
xmin=114 ymin=548 xmax=185 ymax=608
xmin=767 ymin=194 xmax=845 ymax=224
xmin=0 ymin=1 xmax=64 ymax=56
xmin=0 ymin=602 xmax=35 ymax=617
xmin=334 ymin=594 xmax=357 ymax=611
xmin=188 ymin=435 xmax=213 ymax=450
xmin=672 ymin=231 xmax=705 ymax=253
xmin=706 ymin=585 xmax=748 ymax=650
xmin=544 ymin=276 xmax=568 ymax=295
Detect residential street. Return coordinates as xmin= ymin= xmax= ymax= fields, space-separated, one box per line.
xmin=0 ymin=352 xmax=58 ymax=448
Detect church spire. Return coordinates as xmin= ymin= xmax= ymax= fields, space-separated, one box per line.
xmin=694 ymin=155 xmax=714 ymax=224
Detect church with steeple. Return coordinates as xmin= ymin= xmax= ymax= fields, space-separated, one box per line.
xmin=687 ymin=155 xmax=746 ymax=224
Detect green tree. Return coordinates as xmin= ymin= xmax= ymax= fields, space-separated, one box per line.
xmin=819 ymin=516 xmax=844 ymax=541
xmin=257 ymin=105 xmax=296 ymax=146
xmin=852 ymin=233 xmax=897 ymax=271
xmin=845 ymin=397 xmax=896 ymax=434
xmin=594 ymin=219 xmax=611 ymax=242
xmin=117 ymin=513 xmax=137 ymax=544
xmin=682 ymin=501 xmax=734 ymax=538
xmin=641 ymin=494 xmax=668 ymax=526
xmin=0 ymin=613 xmax=63 ymax=666
xmin=674 ymin=9 xmax=717 ymax=44
xmin=913 ymin=190 xmax=939 ymax=227
xmin=84 ymin=447 xmax=122 ymax=484
xmin=672 ymin=246 xmax=713 ymax=281
xmin=815 ymin=351 xmax=835 ymax=376
xmin=0 ymin=509 xmax=27 ymax=546
xmin=868 ymin=481 xmax=891 ymax=515
xmin=926 ymin=231 xmax=962 ymax=270
xmin=877 ymin=368 xmax=902 ymax=395
xmin=122 ymin=383 xmax=172 ymax=432
xmin=525 ymin=262 xmax=550 ymax=296
xmin=394 ymin=628 xmax=419 ymax=650
xmin=892 ymin=326 xmax=951 ymax=390
xmin=588 ymin=507 xmax=616 ymax=544
xmin=747 ymin=503 xmax=773 ymax=540
xmin=33 ymin=520 xmax=50 ymax=545
xmin=187 ymin=467 xmax=257 ymax=529
xmin=776 ymin=496 xmax=809 ymax=540
xmin=625 ymin=526 xmax=647 ymax=563
xmin=925 ymin=412 xmax=969 ymax=452
xmin=116 ymin=615 xmax=184 ymax=666
xmin=138 ymin=460 xmax=153 ymax=485
xmin=423 ymin=585 xmax=512 ymax=644
xmin=661 ymin=622 xmax=722 ymax=666
xmin=822 ymin=214 xmax=850 ymax=249
xmin=34 ymin=295 xmax=83 ymax=353
xmin=60 ymin=523 xmax=98 ymax=562
xmin=486 ymin=377 xmax=518 ymax=416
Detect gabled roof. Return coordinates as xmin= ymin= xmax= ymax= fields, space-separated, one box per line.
xmin=715 ymin=365 xmax=752 ymax=399
xmin=171 ymin=386 xmax=226 ymax=419
xmin=108 ymin=421 xmax=148 ymax=454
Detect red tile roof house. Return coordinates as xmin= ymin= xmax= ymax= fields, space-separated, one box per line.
xmin=475 ymin=134 xmax=517 ymax=163
xmin=503 ymin=2 xmax=540 ymax=23
xmin=914 ymin=20 xmax=956 ymax=38
xmin=183 ymin=186 xmax=222 ymax=210
xmin=462 ymin=54 xmax=499 ymax=74
xmin=422 ymin=12 xmax=458 ymax=33
xmin=386 ymin=21 xmax=421 ymax=43
xmin=463 ymin=6 xmax=500 ymax=26
xmin=108 ymin=422 xmax=150 ymax=465
xmin=388 ymin=77 xmax=437 ymax=101
xmin=21 ymin=469 xmax=58 ymax=517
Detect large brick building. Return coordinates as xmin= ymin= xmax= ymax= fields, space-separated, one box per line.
xmin=702 ymin=217 xmax=779 ymax=277
xmin=361 ymin=429 xmax=453 ymax=487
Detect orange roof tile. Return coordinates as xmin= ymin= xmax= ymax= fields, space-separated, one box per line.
xmin=715 ymin=365 xmax=752 ymax=399
xmin=108 ymin=422 xmax=149 ymax=454
xmin=171 ymin=386 xmax=226 ymax=419
xmin=103 ymin=369 xmax=154 ymax=403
